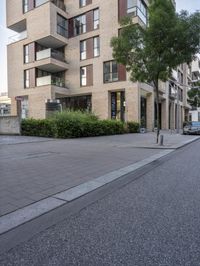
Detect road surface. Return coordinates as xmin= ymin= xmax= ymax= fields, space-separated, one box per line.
xmin=1 ymin=140 xmax=200 ymax=265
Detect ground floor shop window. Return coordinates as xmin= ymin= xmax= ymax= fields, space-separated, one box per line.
xmin=111 ymin=91 xmax=125 ymax=121
xmin=58 ymin=95 xmax=92 ymax=112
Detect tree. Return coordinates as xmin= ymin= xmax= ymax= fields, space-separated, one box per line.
xmin=111 ymin=0 xmax=200 ymax=143
xmin=188 ymin=81 xmax=200 ymax=109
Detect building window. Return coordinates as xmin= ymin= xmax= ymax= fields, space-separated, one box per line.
xmin=23 ymin=0 xmax=29 ymax=13
xmin=59 ymin=95 xmax=92 ymax=112
xmin=93 ymin=36 xmax=100 ymax=57
xmin=57 ymin=14 xmax=68 ymax=38
xmin=111 ymin=91 xmax=125 ymax=121
xmin=23 ymin=0 xmax=35 ymax=13
xmin=24 ymin=45 xmax=29 ymax=63
xmin=80 ymin=65 xmax=93 ymax=86
xmin=93 ymin=9 xmax=99 ymax=29
xmin=104 ymin=61 xmax=118 ymax=83
xmin=24 ymin=70 xmax=30 ymax=88
xmin=80 ymin=40 xmax=87 ymax=60
xmin=74 ymin=14 xmax=86 ymax=36
xmin=80 ymin=0 xmax=86 ymax=7
xmin=80 ymin=67 xmax=87 ymax=86
xmin=24 ymin=43 xmax=35 ymax=63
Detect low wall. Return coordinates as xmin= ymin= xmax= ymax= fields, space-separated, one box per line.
xmin=0 ymin=116 xmax=20 ymax=135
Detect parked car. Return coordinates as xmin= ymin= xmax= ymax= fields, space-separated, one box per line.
xmin=183 ymin=122 xmax=200 ymax=135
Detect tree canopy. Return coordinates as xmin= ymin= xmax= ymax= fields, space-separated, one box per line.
xmin=188 ymin=81 xmax=200 ymax=108
xmin=111 ymin=0 xmax=200 ymax=142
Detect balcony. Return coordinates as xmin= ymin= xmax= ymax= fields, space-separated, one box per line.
xmin=36 ymin=48 xmax=66 ymax=62
xmin=36 ymin=75 xmax=67 ymax=88
xmin=35 ymin=48 xmax=68 ymax=72
xmin=8 ymin=30 xmax=27 ymax=44
xmin=128 ymin=6 xmax=147 ymax=25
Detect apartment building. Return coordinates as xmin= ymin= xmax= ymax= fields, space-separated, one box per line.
xmin=7 ymin=0 xmax=190 ymax=130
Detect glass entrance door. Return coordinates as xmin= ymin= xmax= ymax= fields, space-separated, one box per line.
xmin=111 ymin=91 xmax=125 ymax=121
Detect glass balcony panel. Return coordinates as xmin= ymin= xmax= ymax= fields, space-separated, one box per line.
xmin=137 ymin=8 xmax=147 ymax=24
xmin=36 ymin=48 xmax=66 ymax=62
xmin=36 ymin=49 xmax=51 ymax=60
xmin=9 ymin=31 xmax=27 ymax=44
xmin=36 ymin=75 xmax=66 ymax=87
xmin=36 ymin=75 xmax=51 ymax=86
xmin=51 ymin=50 xmax=65 ymax=62
xmin=35 ymin=0 xmax=48 ymax=7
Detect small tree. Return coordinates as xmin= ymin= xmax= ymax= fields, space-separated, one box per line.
xmin=111 ymin=0 xmax=200 ymax=143
xmin=188 ymin=81 xmax=200 ymax=109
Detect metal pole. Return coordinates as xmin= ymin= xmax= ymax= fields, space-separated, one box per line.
xmin=176 ymin=85 xmax=179 ymax=134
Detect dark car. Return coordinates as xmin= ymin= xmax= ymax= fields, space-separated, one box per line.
xmin=183 ymin=122 xmax=200 ymax=135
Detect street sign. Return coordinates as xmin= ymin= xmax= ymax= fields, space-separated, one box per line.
xmin=15 ymin=96 xmax=24 ymax=101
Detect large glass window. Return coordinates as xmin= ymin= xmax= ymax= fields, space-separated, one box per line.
xmin=74 ymin=14 xmax=86 ymax=36
xmin=57 ymin=14 xmax=68 ymax=38
xmin=80 ymin=67 xmax=87 ymax=86
xmin=93 ymin=36 xmax=100 ymax=57
xmin=104 ymin=61 xmax=118 ymax=83
xmin=80 ymin=40 xmax=87 ymax=60
xmin=93 ymin=9 xmax=99 ymax=29
xmin=59 ymin=95 xmax=92 ymax=112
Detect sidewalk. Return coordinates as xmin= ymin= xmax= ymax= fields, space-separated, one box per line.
xmin=0 ymin=131 xmax=199 ymax=219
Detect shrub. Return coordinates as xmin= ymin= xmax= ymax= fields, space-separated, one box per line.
xmin=21 ymin=111 xmax=139 ymax=138
xmin=126 ymin=121 xmax=140 ymax=133
xmin=21 ymin=119 xmax=56 ymax=137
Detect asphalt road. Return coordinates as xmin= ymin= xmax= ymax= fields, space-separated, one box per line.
xmin=1 ymin=140 xmax=200 ymax=265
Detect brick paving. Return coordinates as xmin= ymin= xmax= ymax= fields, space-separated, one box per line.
xmin=0 ymin=132 xmax=198 ymax=216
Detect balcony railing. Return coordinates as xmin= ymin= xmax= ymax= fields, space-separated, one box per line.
xmin=8 ymin=31 xmax=27 ymax=44
xmin=36 ymin=75 xmax=67 ymax=88
xmin=36 ymin=48 xmax=66 ymax=62
xmin=127 ymin=6 xmax=147 ymax=25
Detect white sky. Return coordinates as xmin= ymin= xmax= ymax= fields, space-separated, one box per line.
xmin=0 ymin=0 xmax=199 ymax=93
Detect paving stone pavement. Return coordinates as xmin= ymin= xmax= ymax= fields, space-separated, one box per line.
xmin=0 ymin=132 xmax=198 ymax=216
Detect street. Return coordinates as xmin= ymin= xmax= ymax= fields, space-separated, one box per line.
xmin=1 ymin=139 xmax=200 ymax=265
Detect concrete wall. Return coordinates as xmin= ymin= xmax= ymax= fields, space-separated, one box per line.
xmin=0 ymin=116 xmax=20 ymax=135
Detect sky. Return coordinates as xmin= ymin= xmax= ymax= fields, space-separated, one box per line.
xmin=0 ymin=0 xmax=200 ymax=93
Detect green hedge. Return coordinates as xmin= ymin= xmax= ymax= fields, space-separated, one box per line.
xmin=126 ymin=122 xmax=140 ymax=133
xmin=21 ymin=111 xmax=140 ymax=138
xmin=21 ymin=119 xmax=56 ymax=137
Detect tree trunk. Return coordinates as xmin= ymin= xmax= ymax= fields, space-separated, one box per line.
xmin=155 ymin=81 xmax=160 ymax=144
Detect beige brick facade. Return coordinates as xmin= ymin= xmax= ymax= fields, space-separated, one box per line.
xmin=7 ymin=0 xmax=190 ymax=130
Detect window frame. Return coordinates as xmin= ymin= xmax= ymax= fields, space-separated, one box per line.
xmin=80 ymin=66 xmax=87 ymax=86
xmin=103 ymin=61 xmax=119 ymax=83
xmin=57 ymin=13 xmax=68 ymax=38
xmin=80 ymin=40 xmax=87 ymax=60
xmin=93 ymin=9 xmax=100 ymax=30
xmin=93 ymin=36 xmax=100 ymax=57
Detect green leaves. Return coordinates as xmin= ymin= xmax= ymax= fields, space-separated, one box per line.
xmin=111 ymin=0 xmax=200 ymax=86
